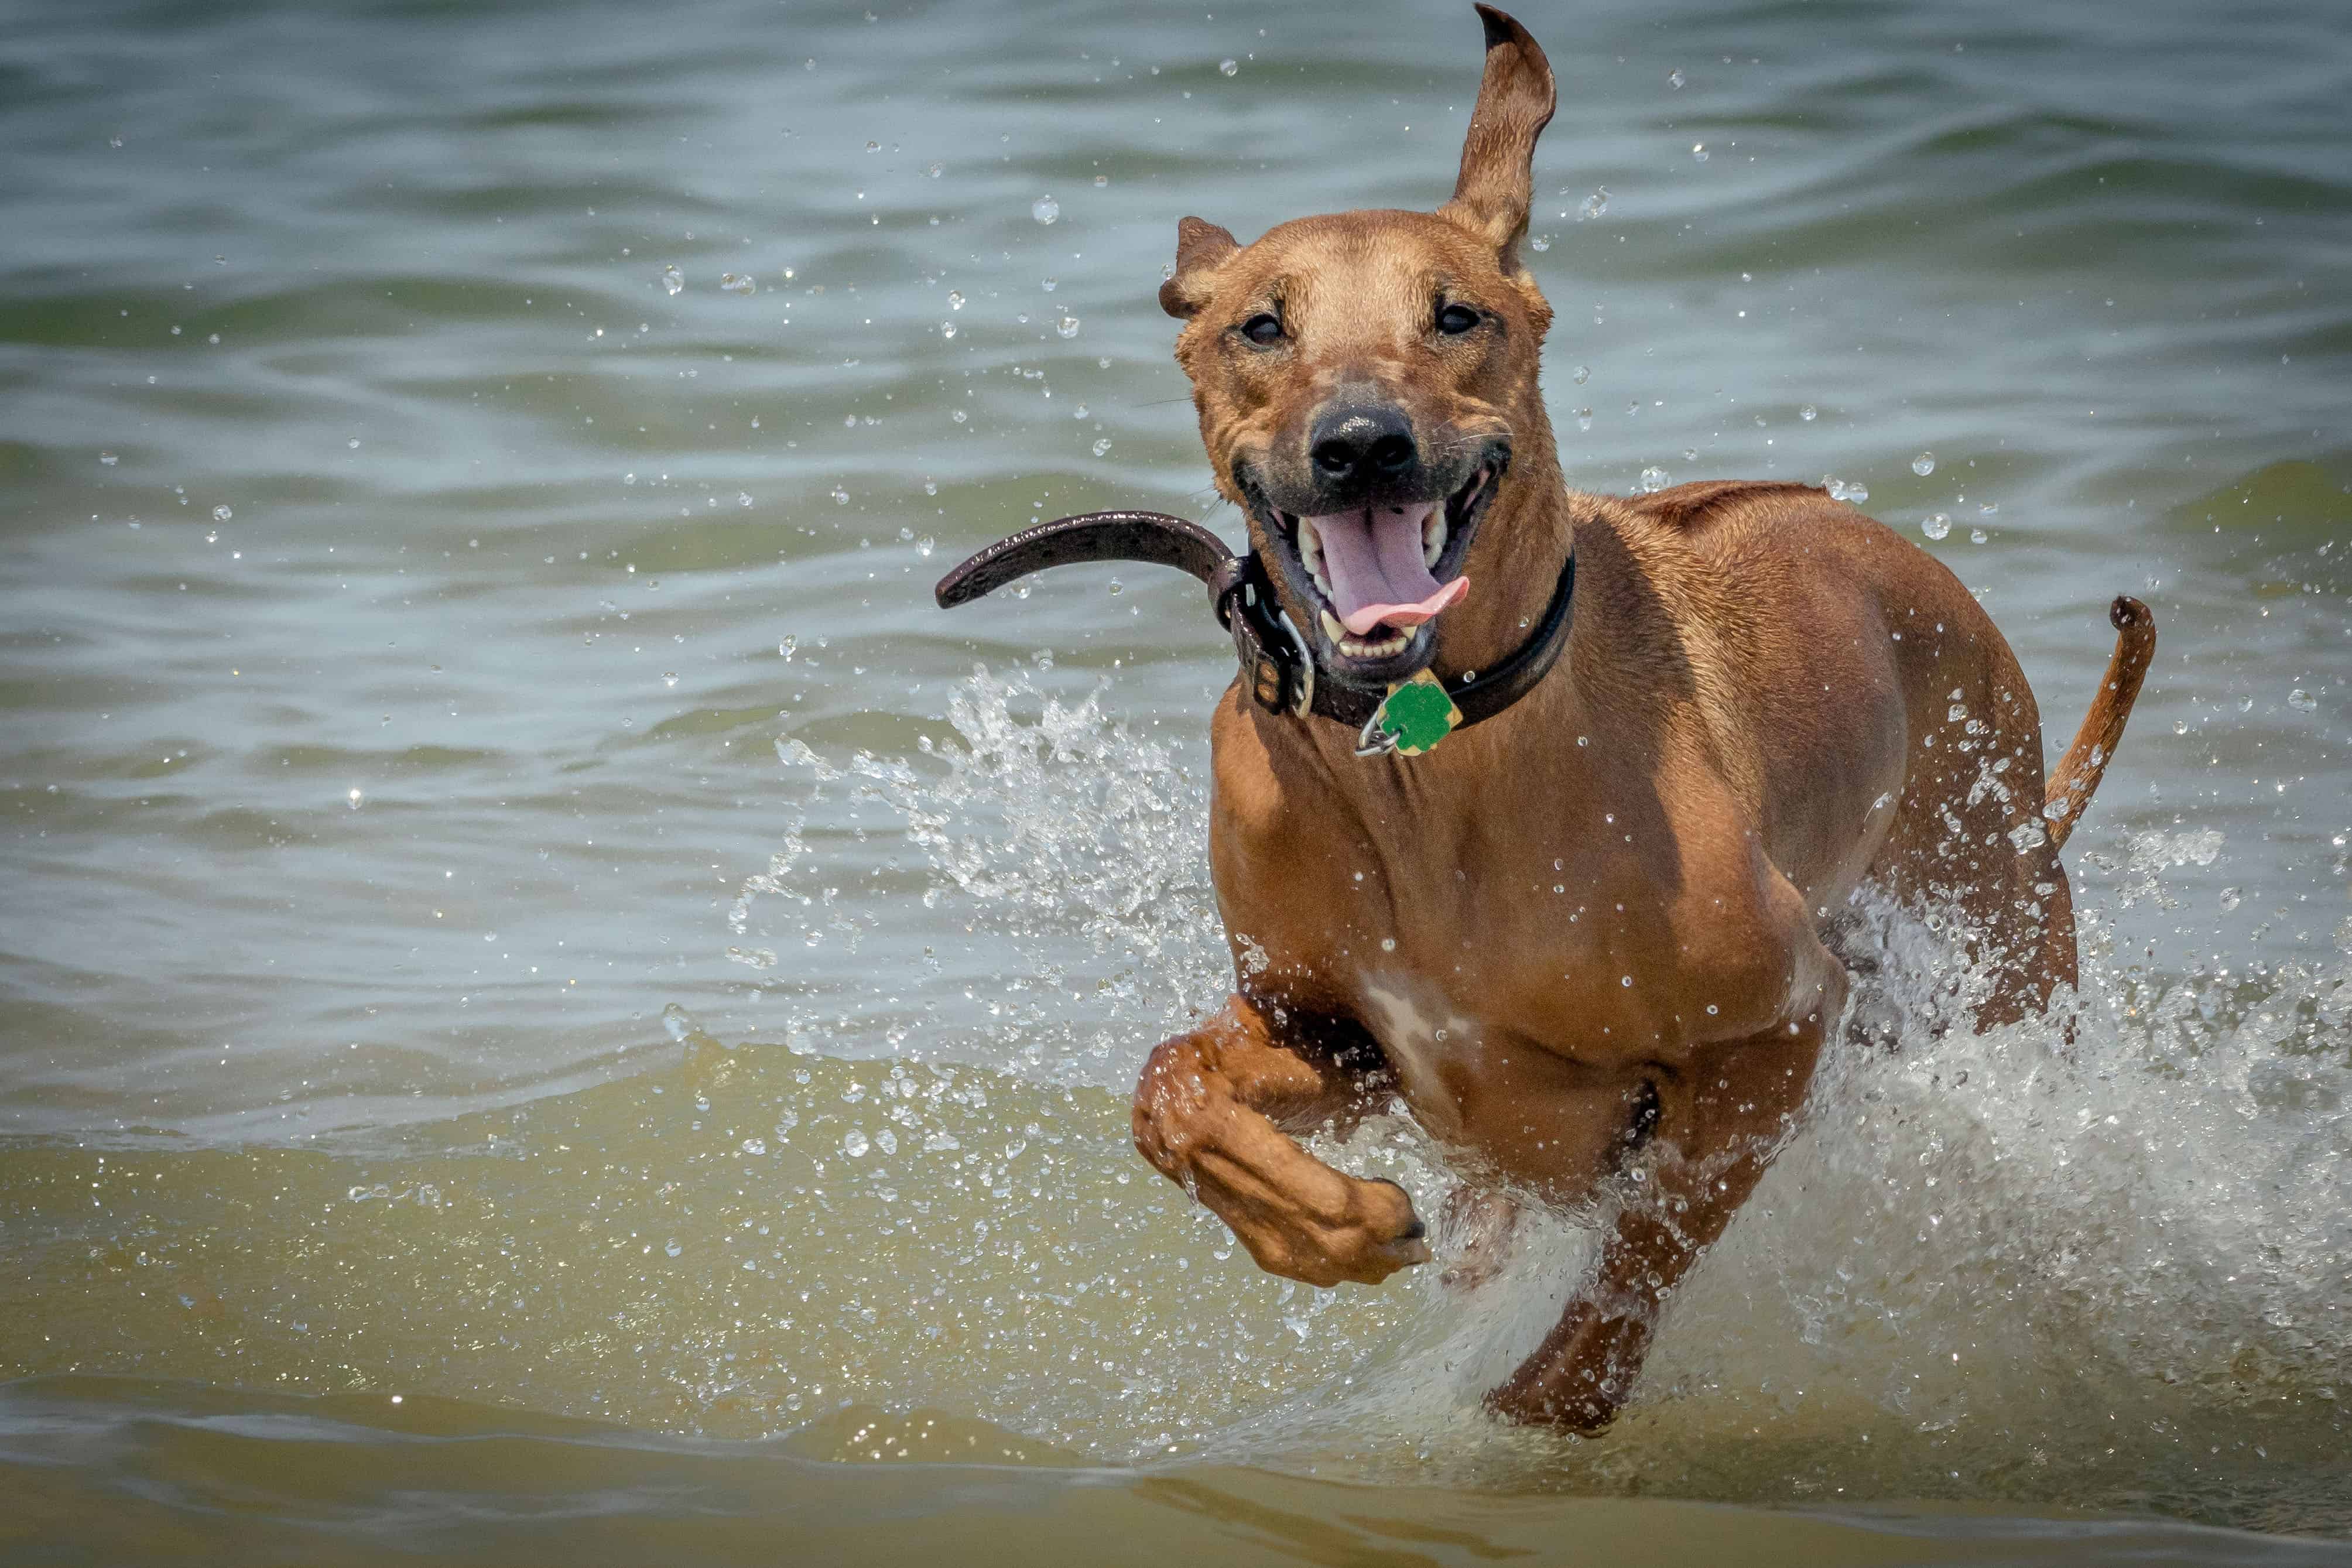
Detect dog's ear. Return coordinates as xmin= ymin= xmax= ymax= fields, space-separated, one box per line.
xmin=1439 ymin=5 xmax=1556 ymax=274
xmin=1159 ymin=216 xmax=1240 ymax=319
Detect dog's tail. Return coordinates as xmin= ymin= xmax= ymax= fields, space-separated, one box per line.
xmin=2041 ymin=595 xmax=2156 ymax=852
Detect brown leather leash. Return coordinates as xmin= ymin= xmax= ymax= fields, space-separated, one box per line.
xmin=935 ymin=509 xmax=1574 ymax=756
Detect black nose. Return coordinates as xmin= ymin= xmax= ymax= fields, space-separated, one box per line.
xmin=1309 ymin=404 xmax=1418 ymax=487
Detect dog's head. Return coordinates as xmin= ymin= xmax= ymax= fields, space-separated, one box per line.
xmin=1161 ymin=5 xmax=1557 ymax=689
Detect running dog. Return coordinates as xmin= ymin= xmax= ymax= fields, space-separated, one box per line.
xmin=948 ymin=3 xmax=2152 ymax=1429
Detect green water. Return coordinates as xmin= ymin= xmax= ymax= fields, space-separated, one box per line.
xmin=3 ymin=0 xmax=2348 ymax=1559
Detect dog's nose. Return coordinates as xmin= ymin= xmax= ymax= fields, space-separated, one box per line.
xmin=1309 ymin=404 xmax=1419 ymax=487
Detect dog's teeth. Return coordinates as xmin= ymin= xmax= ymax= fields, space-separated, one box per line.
xmin=1333 ymin=625 xmax=1411 ymax=659
xmin=1297 ymin=516 xmax=1332 ymax=595
xmin=1423 ymin=512 xmax=1448 ymax=568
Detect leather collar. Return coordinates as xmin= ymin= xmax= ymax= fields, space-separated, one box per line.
xmin=935 ymin=509 xmax=1575 ymax=743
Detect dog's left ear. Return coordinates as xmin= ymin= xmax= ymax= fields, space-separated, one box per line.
xmin=1439 ymin=5 xmax=1556 ymax=275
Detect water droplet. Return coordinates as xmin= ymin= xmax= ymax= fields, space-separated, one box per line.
xmin=1219 ymin=57 xmax=1238 ymax=76
xmin=661 ymin=671 xmax=678 ymax=688
xmin=1107 ymin=578 xmax=1122 ymax=595
xmin=1823 ymin=476 xmax=1848 ymax=500
xmin=2287 ymin=688 xmax=2317 ymax=711
xmin=211 ymin=505 xmax=232 ymax=522
xmin=1668 ymin=67 xmax=1686 ymax=88
xmin=1923 ymin=513 xmax=1951 ymax=540
xmin=947 ymin=290 xmax=964 ymax=310
xmin=1031 ymin=194 xmax=1060 ymax=224
xmin=940 ymin=320 xmax=957 ymax=338
xmin=927 ymin=162 xmax=943 ymax=178
xmin=1691 ymin=142 xmax=1708 ymax=162
xmin=720 ymin=272 xmax=755 ymax=295
xmin=1639 ymin=466 xmax=1669 ymax=492
xmin=1845 ymin=481 xmax=1869 ymax=502
xmin=916 ymin=536 xmax=934 ymax=557
xmin=1380 ymin=936 xmax=1396 ymax=951
xmin=1799 ymin=404 xmax=1817 ymax=422
xmin=1575 ymin=408 xmax=1593 ymax=431
xmin=1621 ymin=974 xmax=1634 ymax=987
xmin=1912 ymin=451 xmax=1936 ymax=476
xmin=2007 ymin=821 xmax=2046 ymax=852
xmin=738 ymin=491 xmax=754 ymax=508
xmin=1040 ymin=276 xmax=1057 ymax=293
xmin=843 ymin=1129 xmax=869 ymax=1157
xmin=1969 ymin=527 xmax=1987 ymax=544
xmin=1573 ymin=365 xmax=1590 ymax=385
xmin=99 ymin=451 xmax=118 ymax=466
xmin=1529 ymin=234 xmax=1550 ymax=252
xmin=2220 ymin=886 xmax=2243 ymax=912
xmin=1576 ymin=187 xmax=1609 ymax=221
xmin=347 ymin=787 xmax=364 ymax=809
xmin=1056 ymin=315 xmax=1081 ymax=338
xmin=1091 ymin=437 xmax=1112 ymax=457
xmin=665 ymin=1240 xmax=682 ymax=1258
xmin=661 ymin=265 xmax=683 ymax=295
xmin=2172 ymin=718 xmax=2189 ymax=735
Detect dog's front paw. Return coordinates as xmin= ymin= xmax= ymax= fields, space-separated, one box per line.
xmin=1231 ymin=1172 xmax=1430 ymax=1288
xmin=1481 ymin=1303 xmax=1648 ymax=1432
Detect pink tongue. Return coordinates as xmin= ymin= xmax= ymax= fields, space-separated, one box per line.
xmin=1310 ymin=505 xmax=1470 ymax=636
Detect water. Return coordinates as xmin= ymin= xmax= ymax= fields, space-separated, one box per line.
xmin=3 ymin=0 xmax=2348 ymax=1559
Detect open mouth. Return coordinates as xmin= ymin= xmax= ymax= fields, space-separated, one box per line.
xmin=1259 ymin=463 xmax=1499 ymax=675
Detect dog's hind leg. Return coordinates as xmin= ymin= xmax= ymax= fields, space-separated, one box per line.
xmin=1133 ymin=994 xmax=1432 ymax=1288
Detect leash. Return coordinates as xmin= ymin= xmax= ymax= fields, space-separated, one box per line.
xmin=935 ymin=510 xmax=1574 ymax=758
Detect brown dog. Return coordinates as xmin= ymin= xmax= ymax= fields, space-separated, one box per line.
xmin=1118 ymin=5 xmax=2155 ymax=1429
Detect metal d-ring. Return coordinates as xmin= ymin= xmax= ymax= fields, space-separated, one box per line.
xmin=1273 ymin=604 xmax=1314 ymax=717
xmin=1354 ymin=704 xmax=1399 ymax=757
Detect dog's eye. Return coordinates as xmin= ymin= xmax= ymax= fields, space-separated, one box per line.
xmin=1435 ymin=302 xmax=1481 ymax=335
xmin=1239 ymin=312 xmax=1285 ymax=345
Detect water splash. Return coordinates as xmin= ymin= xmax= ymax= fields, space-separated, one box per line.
xmin=731 ymin=667 xmax=1227 ymax=1076
xmin=720 ymin=666 xmax=2351 ymax=1524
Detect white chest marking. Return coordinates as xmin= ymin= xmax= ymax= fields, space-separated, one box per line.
xmin=1362 ymin=980 xmax=1481 ymax=1124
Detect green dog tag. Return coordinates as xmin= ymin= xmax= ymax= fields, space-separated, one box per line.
xmin=1373 ymin=670 xmax=1463 ymax=756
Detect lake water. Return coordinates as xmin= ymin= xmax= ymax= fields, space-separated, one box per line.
xmin=3 ymin=0 xmax=2348 ymax=1560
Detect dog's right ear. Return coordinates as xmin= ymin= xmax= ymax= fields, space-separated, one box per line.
xmin=1439 ymin=5 xmax=1556 ymax=276
xmin=1159 ymin=216 xmax=1239 ymax=320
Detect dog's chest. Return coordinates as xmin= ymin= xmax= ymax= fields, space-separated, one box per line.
xmin=1357 ymin=978 xmax=1478 ymax=1126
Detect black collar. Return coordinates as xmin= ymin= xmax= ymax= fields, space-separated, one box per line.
xmin=936 ymin=509 xmax=1576 ymax=751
